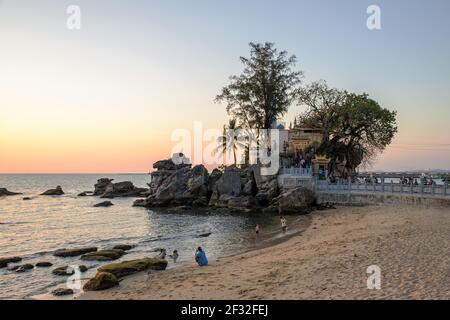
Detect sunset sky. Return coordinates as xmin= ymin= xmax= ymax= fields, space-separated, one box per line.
xmin=1 ymin=0 xmax=450 ymax=173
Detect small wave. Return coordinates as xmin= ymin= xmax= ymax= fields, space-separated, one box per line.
xmin=0 ymin=221 xmax=31 ymax=225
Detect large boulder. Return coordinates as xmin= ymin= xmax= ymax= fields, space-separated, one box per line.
xmin=0 ymin=188 xmax=21 ymax=196
xmin=83 ymin=272 xmax=119 ymax=291
xmin=97 ymin=258 xmax=168 ymax=278
xmin=153 ymin=158 xmax=191 ymax=171
xmin=275 ymin=187 xmax=316 ymax=214
xmin=208 ymin=167 xmax=247 ymax=208
xmin=54 ymin=247 xmax=97 ymax=257
xmin=100 ymin=181 xmax=148 ymax=199
xmin=0 ymin=256 xmax=22 ymax=268
xmin=142 ymin=164 xmax=210 ymax=207
xmin=255 ymin=178 xmax=279 ymax=207
xmin=94 ymin=178 xmax=114 ymax=196
xmin=95 ymin=180 xmax=148 ymax=199
xmin=40 ymin=186 xmax=64 ymax=196
xmin=80 ymin=249 xmax=125 ymax=261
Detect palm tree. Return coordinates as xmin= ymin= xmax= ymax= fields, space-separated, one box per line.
xmin=215 ymin=119 xmax=246 ymax=166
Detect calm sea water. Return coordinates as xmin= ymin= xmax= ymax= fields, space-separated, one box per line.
xmin=0 ymin=174 xmax=311 ymax=299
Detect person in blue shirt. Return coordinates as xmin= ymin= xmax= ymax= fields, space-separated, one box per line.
xmin=195 ymin=247 xmax=208 ymax=266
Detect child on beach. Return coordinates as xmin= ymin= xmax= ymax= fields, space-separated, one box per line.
xmin=255 ymin=224 xmax=260 ymax=236
xmin=195 ymin=247 xmax=208 ymax=266
xmin=280 ymin=216 xmax=288 ymax=233
xmin=155 ymin=248 xmax=167 ymax=259
xmin=172 ymin=250 xmax=179 ymax=262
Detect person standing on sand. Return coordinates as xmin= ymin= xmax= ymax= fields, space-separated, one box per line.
xmin=280 ymin=216 xmax=288 ymax=233
xmin=255 ymin=224 xmax=260 ymax=236
xmin=195 ymin=247 xmax=208 ymax=266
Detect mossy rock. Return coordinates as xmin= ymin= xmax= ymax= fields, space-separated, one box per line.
xmin=80 ymin=249 xmax=125 ymax=261
xmin=52 ymin=266 xmax=74 ymax=276
xmin=16 ymin=264 xmax=34 ymax=272
xmin=52 ymin=265 xmax=88 ymax=275
xmin=112 ymin=244 xmax=134 ymax=251
xmin=54 ymin=247 xmax=97 ymax=257
xmin=98 ymin=258 xmax=168 ymax=278
xmin=83 ymin=272 xmax=119 ymax=291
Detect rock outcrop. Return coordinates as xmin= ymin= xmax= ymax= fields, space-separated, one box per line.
xmin=54 ymin=247 xmax=98 ymax=257
xmin=83 ymin=272 xmax=119 ymax=291
xmin=0 ymin=188 xmax=21 ymax=196
xmin=80 ymin=249 xmax=125 ymax=261
xmin=134 ymin=157 xmax=316 ymax=214
xmin=41 ymin=186 xmax=64 ymax=196
xmin=136 ymin=160 xmax=210 ymax=207
xmin=93 ymin=201 xmax=114 ymax=207
xmin=208 ymin=165 xmax=280 ymax=211
xmin=97 ymin=258 xmax=168 ymax=278
xmin=93 ymin=178 xmax=148 ymax=198
xmin=0 ymin=256 xmax=22 ymax=268
xmin=274 ymin=187 xmax=316 ymax=214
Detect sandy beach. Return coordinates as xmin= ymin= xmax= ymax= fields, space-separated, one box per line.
xmin=80 ymin=205 xmax=449 ymax=300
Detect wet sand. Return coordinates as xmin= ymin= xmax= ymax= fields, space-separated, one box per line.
xmin=80 ymin=205 xmax=450 ymax=300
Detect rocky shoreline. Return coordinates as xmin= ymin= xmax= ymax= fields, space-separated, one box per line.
xmin=1 ymin=158 xmax=326 ymax=298
xmin=0 ymin=243 xmax=167 ymax=296
xmin=133 ymin=158 xmax=317 ymax=215
xmin=1 ymin=158 xmax=322 ymax=215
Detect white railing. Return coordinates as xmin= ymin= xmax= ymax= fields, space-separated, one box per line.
xmin=279 ymin=167 xmax=312 ymax=176
xmin=315 ymin=180 xmax=450 ymax=197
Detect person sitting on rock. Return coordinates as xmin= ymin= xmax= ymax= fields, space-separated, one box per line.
xmin=195 ymin=247 xmax=208 ymax=267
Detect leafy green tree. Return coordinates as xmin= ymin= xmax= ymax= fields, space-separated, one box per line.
xmin=298 ymin=82 xmax=397 ymax=175
xmin=215 ymin=42 xmax=303 ymax=129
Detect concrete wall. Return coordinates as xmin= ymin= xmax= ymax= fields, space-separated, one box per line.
xmin=316 ymin=191 xmax=450 ymax=208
